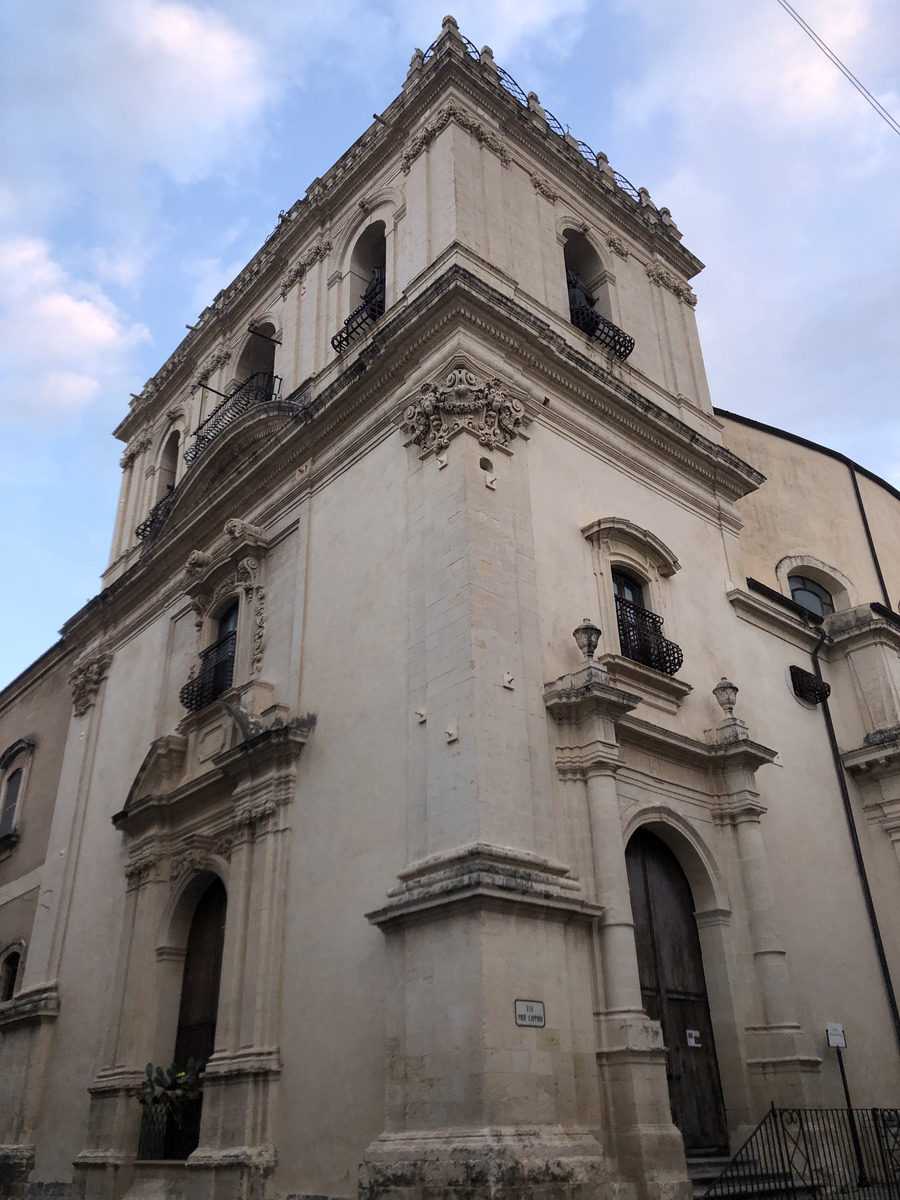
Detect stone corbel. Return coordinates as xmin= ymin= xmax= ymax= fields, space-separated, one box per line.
xmin=68 ymin=648 xmax=113 ymax=718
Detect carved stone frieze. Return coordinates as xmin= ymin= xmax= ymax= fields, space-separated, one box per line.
xmin=69 ymin=650 xmax=113 ymax=717
xmin=279 ymin=238 xmax=333 ymax=299
xmin=401 ymin=368 xmax=527 ymax=457
xmin=252 ymin=586 xmax=267 ymax=676
xmin=193 ymin=345 xmax=232 ymax=389
xmin=124 ymin=853 xmax=158 ymax=888
xmin=402 ymin=104 xmax=510 ymax=174
xmin=530 ymin=173 xmax=560 ymax=204
xmin=120 ymin=436 xmax=152 ymax=469
xmin=606 ymin=234 xmax=629 ymax=259
xmin=646 ymin=261 xmax=697 ymax=306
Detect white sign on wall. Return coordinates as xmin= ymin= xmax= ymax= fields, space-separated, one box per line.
xmin=515 ymin=999 xmax=545 ymax=1028
xmin=686 ymin=1029 xmax=702 ymax=1048
xmin=826 ymin=1022 xmax=847 ymax=1049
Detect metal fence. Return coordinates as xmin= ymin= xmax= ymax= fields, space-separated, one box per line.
xmin=179 ymin=630 xmax=236 ymax=713
xmin=183 ymin=371 xmax=282 ymax=466
xmin=705 ymin=1106 xmax=900 ymax=1200
xmin=615 ymin=596 xmax=684 ymax=676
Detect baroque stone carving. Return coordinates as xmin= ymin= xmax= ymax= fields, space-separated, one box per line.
xmin=237 ymin=557 xmax=259 ymax=593
xmin=120 ymin=437 xmax=151 ymax=469
xmin=402 ymin=104 xmax=510 ymax=174
xmin=530 ymin=173 xmax=559 ymax=204
xmin=401 ymin=369 xmax=526 ymax=457
xmin=280 ymin=238 xmax=333 ymax=299
xmin=252 ymin=586 xmax=267 ymax=675
xmin=194 ymin=345 xmax=232 ymax=389
xmin=69 ymin=650 xmax=113 ymax=718
xmin=225 ymin=519 xmax=266 ymax=542
xmin=646 ymin=262 xmax=697 ymax=306
xmin=124 ymin=853 xmax=158 ymax=887
xmin=606 ymin=235 xmax=629 ymax=259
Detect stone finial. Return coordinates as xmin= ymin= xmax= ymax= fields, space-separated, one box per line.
xmin=409 ymin=47 xmax=424 ymax=72
xmin=713 ymin=677 xmax=739 ymax=717
xmin=442 ymin=14 xmax=459 ymax=30
xmin=527 ymin=92 xmax=547 ymax=120
xmin=573 ymin=618 xmax=601 ymax=661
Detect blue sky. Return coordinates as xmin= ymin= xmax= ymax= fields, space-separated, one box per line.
xmin=1 ymin=0 xmax=898 ymax=687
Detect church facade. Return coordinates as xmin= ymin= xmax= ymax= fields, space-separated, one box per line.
xmin=2 ymin=18 xmax=900 ymax=1200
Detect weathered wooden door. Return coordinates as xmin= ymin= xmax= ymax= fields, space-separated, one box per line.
xmin=626 ymin=829 xmax=728 ymax=1155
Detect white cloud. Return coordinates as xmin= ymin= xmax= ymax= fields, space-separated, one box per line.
xmin=0 ymin=238 xmax=148 ymax=423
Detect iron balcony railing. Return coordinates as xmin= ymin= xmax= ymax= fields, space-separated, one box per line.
xmin=135 ymin=488 xmax=177 ymax=542
xmin=569 ymin=302 xmax=635 ymax=360
xmin=183 ymin=371 xmax=282 ymax=467
xmin=179 ymin=630 xmax=236 ymax=713
xmin=615 ymin=595 xmax=684 ymax=676
xmin=331 ymin=269 xmax=386 ymax=354
xmin=137 ymin=1097 xmax=203 ymax=1161
xmin=705 ymin=1105 xmax=900 ymax=1200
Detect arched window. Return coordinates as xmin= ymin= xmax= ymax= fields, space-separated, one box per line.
xmin=0 ymin=767 xmax=23 ymax=840
xmin=788 ymin=574 xmax=835 ymax=618
xmin=235 ymin=323 xmax=277 ymax=383
xmin=179 ymin=600 xmax=239 ymax=713
xmin=612 ymin=568 xmax=683 ymax=676
xmin=155 ymin=431 xmax=180 ymax=502
xmin=0 ymin=949 xmax=21 ymax=1002
xmin=563 ymin=229 xmax=634 ymax=359
xmin=332 ymin=222 xmax=386 ymax=353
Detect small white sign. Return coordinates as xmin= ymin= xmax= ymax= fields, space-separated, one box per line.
xmin=515 ymin=999 xmax=545 ymax=1028
xmin=826 ymin=1022 xmax=847 ymax=1049
xmin=686 ymin=1029 xmax=702 ymax=1048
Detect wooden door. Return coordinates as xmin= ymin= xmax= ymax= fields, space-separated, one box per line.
xmin=626 ymin=829 xmax=728 ymax=1155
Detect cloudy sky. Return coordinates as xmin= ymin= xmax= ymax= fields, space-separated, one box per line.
xmin=0 ymin=0 xmax=898 ymax=686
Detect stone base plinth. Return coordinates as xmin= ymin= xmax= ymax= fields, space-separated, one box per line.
xmin=359 ymin=1127 xmax=635 ymax=1200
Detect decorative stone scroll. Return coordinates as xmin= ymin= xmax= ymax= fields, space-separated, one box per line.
xmin=401 ymin=368 xmax=526 ymax=457
xmin=646 ymin=261 xmax=697 ymax=307
xmin=530 ymin=173 xmax=560 ymax=204
xmin=119 ymin=437 xmax=151 ymax=470
xmin=193 ymin=345 xmax=232 ymax=389
xmin=606 ymin=235 xmax=629 ymax=259
xmin=69 ymin=650 xmax=113 ymax=718
xmin=402 ymin=104 xmax=510 ymax=174
xmin=280 ymin=238 xmax=333 ymax=299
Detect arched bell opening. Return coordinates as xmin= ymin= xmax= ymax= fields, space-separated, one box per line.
xmin=563 ymin=229 xmax=612 ymax=326
xmin=235 ymin=322 xmax=277 ymax=383
xmin=155 ymin=430 xmax=180 ymax=503
xmin=625 ymin=827 xmax=729 ymax=1156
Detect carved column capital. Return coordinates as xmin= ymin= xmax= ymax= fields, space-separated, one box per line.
xmin=68 ymin=650 xmax=112 ymax=717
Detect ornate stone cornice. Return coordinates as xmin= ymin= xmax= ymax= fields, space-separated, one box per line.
xmin=119 ymin=436 xmax=152 ymax=470
xmin=400 ymin=366 xmax=527 ymax=457
xmin=401 ymin=101 xmax=510 ymax=173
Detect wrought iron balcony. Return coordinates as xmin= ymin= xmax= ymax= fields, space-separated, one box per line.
xmin=569 ymin=302 xmax=635 ymax=361
xmin=179 ymin=630 xmax=237 ymax=713
xmin=331 ymin=268 xmax=386 ymax=354
xmin=135 ymin=488 xmax=177 ymax=542
xmin=183 ymin=371 xmax=282 ymax=467
xmin=615 ymin=596 xmax=683 ymax=676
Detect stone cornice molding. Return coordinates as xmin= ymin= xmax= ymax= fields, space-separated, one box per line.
xmin=843 ymin=733 xmax=900 ymax=783
xmin=543 ymin=660 xmax=641 ymax=726
xmin=0 ymin=980 xmax=60 ymax=1030
xmin=826 ymin=605 xmax=900 ymax=658
xmin=727 ymin=588 xmax=821 ymax=651
xmin=367 ymin=842 xmax=602 ymax=929
xmin=596 ymin=654 xmax=692 ymax=714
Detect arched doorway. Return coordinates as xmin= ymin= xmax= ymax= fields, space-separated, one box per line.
xmin=625 ymin=828 xmax=728 ymax=1155
xmin=153 ymin=876 xmax=227 ymax=1160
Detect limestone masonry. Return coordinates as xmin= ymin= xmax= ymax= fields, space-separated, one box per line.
xmin=2 ymin=17 xmax=900 ymax=1200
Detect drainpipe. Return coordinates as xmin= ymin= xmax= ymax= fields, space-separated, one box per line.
xmin=809 ymin=624 xmax=900 ymax=1057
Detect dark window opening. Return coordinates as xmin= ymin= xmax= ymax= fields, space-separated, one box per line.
xmin=235 ymin=323 xmax=277 ymax=382
xmin=0 ymin=768 xmax=22 ymax=839
xmin=155 ymin=431 xmax=180 ymax=503
xmin=612 ymin=569 xmax=683 ymax=676
xmin=788 ymin=574 xmax=835 ymax=618
xmin=0 ymin=951 xmax=20 ymax=1002
xmin=563 ymin=229 xmax=634 ymax=361
xmin=332 ymin=222 xmax=387 ymax=353
xmin=179 ymin=602 xmax=238 ymax=713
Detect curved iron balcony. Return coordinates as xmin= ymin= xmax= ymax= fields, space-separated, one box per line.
xmin=331 ymin=269 xmax=386 ymax=354
xmin=183 ymin=371 xmax=282 ymax=467
xmin=569 ymin=302 xmax=635 ymax=361
xmin=179 ymin=630 xmax=236 ymax=712
xmin=615 ymin=596 xmax=683 ymax=676
xmin=135 ymin=488 xmax=177 ymax=542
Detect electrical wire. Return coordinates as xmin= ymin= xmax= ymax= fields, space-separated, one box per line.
xmin=773 ymin=0 xmax=900 ymax=137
